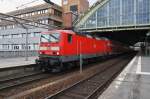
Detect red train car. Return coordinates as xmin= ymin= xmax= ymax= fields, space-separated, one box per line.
xmin=36 ymin=30 xmax=130 ymax=71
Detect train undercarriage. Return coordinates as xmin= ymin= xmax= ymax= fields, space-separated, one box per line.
xmin=35 ymin=53 xmax=120 ymax=72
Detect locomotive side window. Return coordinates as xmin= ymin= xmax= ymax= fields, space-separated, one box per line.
xmin=68 ymin=34 xmax=72 ymax=43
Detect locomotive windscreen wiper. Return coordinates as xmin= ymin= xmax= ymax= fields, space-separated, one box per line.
xmin=49 ymin=33 xmax=60 ymax=42
xmin=49 ymin=34 xmax=59 ymax=40
xmin=41 ymin=35 xmax=51 ymax=42
xmin=41 ymin=33 xmax=60 ymax=42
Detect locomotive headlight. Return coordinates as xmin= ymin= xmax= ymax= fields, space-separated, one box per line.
xmin=50 ymin=46 xmax=60 ymax=51
xmin=56 ymin=52 xmax=59 ymax=55
xmin=107 ymin=43 xmax=111 ymax=46
xmin=39 ymin=52 xmax=42 ymax=54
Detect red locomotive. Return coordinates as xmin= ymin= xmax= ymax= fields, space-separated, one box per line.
xmin=36 ymin=30 xmax=130 ymax=71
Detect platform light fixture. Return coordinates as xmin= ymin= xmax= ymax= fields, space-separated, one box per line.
xmin=146 ymin=32 xmax=150 ymax=36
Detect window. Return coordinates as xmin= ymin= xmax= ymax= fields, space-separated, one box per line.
xmin=40 ymin=20 xmax=45 ymax=24
xmin=38 ymin=11 xmax=41 ymax=14
xmin=21 ymin=44 xmax=32 ymax=50
xmin=40 ymin=10 xmax=43 ymax=14
xmin=41 ymin=9 xmax=47 ymax=14
xmin=2 ymin=26 xmax=7 ymax=30
xmin=45 ymin=9 xmax=48 ymax=13
xmin=22 ymin=33 xmax=26 ymax=38
xmin=32 ymin=12 xmax=35 ymax=15
xmin=29 ymin=13 xmax=32 ymax=16
xmin=26 ymin=13 xmax=29 ymax=17
xmin=45 ymin=20 xmax=48 ymax=24
xmin=17 ymin=15 xmax=21 ymax=18
xmin=7 ymin=25 xmax=14 ymax=29
xmin=3 ymin=44 xmax=10 ymax=50
xmin=12 ymin=44 xmax=22 ymax=50
xmin=70 ymin=5 xmax=78 ymax=14
xmin=21 ymin=14 xmax=24 ymax=18
xmin=34 ymin=32 xmax=40 ymax=37
xmin=22 ymin=33 xmax=32 ymax=38
xmin=28 ymin=33 xmax=32 ymax=37
xmin=54 ymin=10 xmax=62 ymax=17
xmin=14 ymin=46 xmax=19 ymax=50
xmin=63 ymin=0 xmax=68 ymax=5
xmin=3 ymin=35 xmax=11 ymax=38
xmin=54 ymin=21 xmax=62 ymax=27
xmin=28 ymin=46 xmax=31 ymax=50
xmin=28 ymin=44 xmax=33 ymax=50
xmin=12 ymin=25 xmax=15 ymax=29
xmin=68 ymin=34 xmax=72 ymax=43
xmin=12 ymin=34 xmax=21 ymax=38
xmin=0 ymin=45 xmax=2 ymax=49
xmin=30 ymin=33 xmax=34 ymax=37
xmin=34 ymin=23 xmax=38 ymax=26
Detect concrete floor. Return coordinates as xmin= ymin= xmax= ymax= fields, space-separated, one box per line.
xmin=0 ymin=56 xmax=37 ymax=68
xmin=99 ymin=54 xmax=150 ymax=99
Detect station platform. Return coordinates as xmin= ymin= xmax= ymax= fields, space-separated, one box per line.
xmin=99 ymin=52 xmax=150 ymax=99
xmin=0 ymin=56 xmax=37 ymax=69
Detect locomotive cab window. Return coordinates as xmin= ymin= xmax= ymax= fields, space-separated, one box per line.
xmin=41 ymin=33 xmax=60 ymax=43
xmin=68 ymin=34 xmax=72 ymax=43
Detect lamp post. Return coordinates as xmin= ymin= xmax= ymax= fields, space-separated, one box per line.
xmin=25 ymin=28 xmax=29 ymax=61
xmin=80 ymin=41 xmax=83 ymax=74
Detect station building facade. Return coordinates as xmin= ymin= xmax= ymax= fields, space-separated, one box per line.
xmin=0 ymin=1 xmax=89 ymax=57
xmin=62 ymin=0 xmax=89 ymax=28
xmin=0 ymin=3 xmax=63 ymax=56
xmin=62 ymin=0 xmax=89 ymax=14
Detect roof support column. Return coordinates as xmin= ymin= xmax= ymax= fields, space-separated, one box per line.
xmin=96 ymin=11 xmax=98 ymax=29
xmin=134 ymin=0 xmax=136 ymax=25
xmin=149 ymin=1 xmax=150 ymax=24
xmin=107 ymin=3 xmax=109 ymax=27
xmin=120 ymin=0 xmax=122 ymax=25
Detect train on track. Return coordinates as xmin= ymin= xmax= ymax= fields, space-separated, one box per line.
xmin=36 ymin=30 xmax=131 ymax=72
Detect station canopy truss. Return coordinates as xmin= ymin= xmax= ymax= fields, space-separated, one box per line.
xmin=75 ymin=0 xmax=150 ymax=32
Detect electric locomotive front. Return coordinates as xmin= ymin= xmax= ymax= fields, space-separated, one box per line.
xmin=36 ymin=31 xmax=63 ymax=70
xmin=39 ymin=31 xmax=61 ymax=56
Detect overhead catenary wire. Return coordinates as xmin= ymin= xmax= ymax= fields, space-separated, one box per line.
xmin=16 ymin=0 xmax=40 ymax=9
xmin=0 ymin=12 xmax=60 ymax=29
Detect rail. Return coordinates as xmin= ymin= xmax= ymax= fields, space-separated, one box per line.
xmin=49 ymin=53 xmax=135 ymax=99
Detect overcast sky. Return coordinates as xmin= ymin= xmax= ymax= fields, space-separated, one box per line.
xmin=0 ymin=0 xmax=97 ymax=13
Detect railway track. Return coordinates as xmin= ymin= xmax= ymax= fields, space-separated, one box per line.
xmin=0 ymin=64 xmax=46 ymax=91
xmin=49 ymin=54 xmax=134 ymax=99
xmin=0 ymin=71 xmax=52 ymax=91
xmin=0 ymin=53 xmax=136 ymax=99
xmin=0 ymin=64 xmax=53 ymax=91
